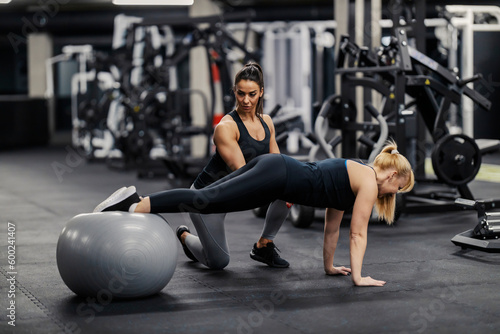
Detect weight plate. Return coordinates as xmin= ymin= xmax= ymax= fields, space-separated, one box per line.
xmin=327 ymin=95 xmax=348 ymax=129
xmin=431 ymin=134 xmax=481 ymax=186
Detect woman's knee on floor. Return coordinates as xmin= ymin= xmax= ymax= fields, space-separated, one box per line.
xmin=205 ymin=253 xmax=230 ymax=270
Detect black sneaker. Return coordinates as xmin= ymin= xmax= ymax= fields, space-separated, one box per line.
xmin=250 ymin=243 xmax=290 ymax=268
xmin=93 ymin=186 xmax=141 ymax=212
xmin=176 ymin=225 xmax=198 ymax=262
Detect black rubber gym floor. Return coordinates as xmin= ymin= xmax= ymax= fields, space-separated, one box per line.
xmin=1 ymin=145 xmax=499 ymax=334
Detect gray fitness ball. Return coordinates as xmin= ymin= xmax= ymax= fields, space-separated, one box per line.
xmin=56 ymin=212 xmax=178 ymax=299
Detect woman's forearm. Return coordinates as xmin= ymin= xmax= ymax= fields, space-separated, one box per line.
xmin=323 ymin=228 xmax=339 ymax=270
xmin=323 ymin=208 xmax=343 ymax=271
xmin=349 ymin=232 xmax=367 ymax=284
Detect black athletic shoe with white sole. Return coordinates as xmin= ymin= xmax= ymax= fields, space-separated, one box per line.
xmin=176 ymin=225 xmax=198 ymax=262
xmin=93 ymin=186 xmax=141 ymax=213
xmin=250 ymin=243 xmax=290 ymax=268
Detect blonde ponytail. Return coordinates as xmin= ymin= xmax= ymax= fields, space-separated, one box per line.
xmin=372 ymin=140 xmax=414 ymax=224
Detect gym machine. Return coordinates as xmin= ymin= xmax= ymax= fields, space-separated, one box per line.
xmin=64 ymin=12 xmax=259 ymax=181
xmin=333 ymin=26 xmax=500 ymax=214
xmin=452 ymin=198 xmax=500 ymax=253
xmin=45 ymin=45 xmax=118 ymax=160
xmin=98 ymin=17 xmax=185 ymax=175
xmin=115 ymin=11 xmax=260 ymax=181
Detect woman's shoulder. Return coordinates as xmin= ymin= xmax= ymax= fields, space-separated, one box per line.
xmin=261 ymin=113 xmax=275 ymax=125
xmin=214 ymin=115 xmax=239 ymax=138
xmin=346 ymin=160 xmax=377 ymax=192
xmin=261 ymin=113 xmax=272 ymax=121
xmin=346 ymin=159 xmax=374 ymax=174
xmin=261 ymin=114 xmax=275 ymax=132
xmin=216 ymin=114 xmax=237 ymax=128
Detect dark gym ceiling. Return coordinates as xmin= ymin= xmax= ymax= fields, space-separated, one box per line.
xmin=4 ymin=0 xmax=500 ymax=12
xmin=1 ymin=0 xmax=500 ymax=39
xmin=1 ymin=0 xmax=333 ymax=12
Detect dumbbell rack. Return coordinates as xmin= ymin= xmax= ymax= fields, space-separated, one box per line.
xmin=451 ymin=198 xmax=500 ymax=252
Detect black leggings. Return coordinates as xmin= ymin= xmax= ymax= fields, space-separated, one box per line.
xmin=149 ymin=154 xmax=287 ymax=214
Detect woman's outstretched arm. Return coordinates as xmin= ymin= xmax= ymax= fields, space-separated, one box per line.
xmin=349 ymin=186 xmax=385 ymax=287
xmin=323 ymin=208 xmax=351 ymax=276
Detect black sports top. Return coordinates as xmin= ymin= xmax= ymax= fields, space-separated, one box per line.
xmin=193 ymin=110 xmax=271 ymax=188
xmin=281 ymin=155 xmax=356 ymax=211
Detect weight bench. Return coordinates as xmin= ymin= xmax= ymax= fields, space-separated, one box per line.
xmin=451 ymin=198 xmax=500 ymax=252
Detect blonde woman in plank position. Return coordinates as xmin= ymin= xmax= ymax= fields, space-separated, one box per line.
xmin=95 ymin=140 xmax=414 ymax=287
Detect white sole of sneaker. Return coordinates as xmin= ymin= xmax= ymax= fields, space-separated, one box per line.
xmin=93 ymin=186 xmax=136 ymax=212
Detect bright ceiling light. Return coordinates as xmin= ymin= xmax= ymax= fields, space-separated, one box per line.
xmin=0 ymin=0 xmax=12 ymax=4
xmin=113 ymin=0 xmax=193 ymax=5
